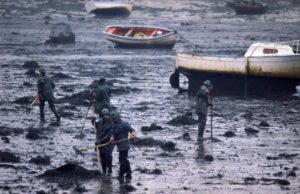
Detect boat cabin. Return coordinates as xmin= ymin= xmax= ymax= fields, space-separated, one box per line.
xmin=244 ymin=43 xmax=295 ymax=57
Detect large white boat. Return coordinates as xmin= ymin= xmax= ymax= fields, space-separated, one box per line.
xmin=85 ymin=1 xmax=133 ymax=16
xmin=170 ymin=40 xmax=300 ymax=95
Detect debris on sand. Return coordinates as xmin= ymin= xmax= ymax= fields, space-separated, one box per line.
xmin=176 ymin=132 xmax=191 ymax=141
xmin=120 ymin=184 xmax=136 ymax=192
xmin=25 ymin=128 xmax=48 ymax=140
xmin=23 ymin=60 xmax=40 ymax=69
xmin=258 ymin=120 xmax=270 ymax=127
xmin=141 ymin=123 xmax=164 ymax=132
xmin=244 ymin=127 xmax=259 ymax=135
xmin=29 ymin=156 xmax=51 ymax=165
xmin=57 ymin=89 xmax=91 ymax=106
xmin=45 ymin=23 xmax=75 ymax=44
xmin=1 ymin=137 xmax=10 ymax=143
xmin=132 ymin=137 xmax=176 ymax=151
xmin=38 ymin=163 xmax=101 ymax=180
xmin=73 ymin=182 xmax=87 ymax=193
xmin=0 ymin=126 xmax=23 ymax=136
xmin=204 ymin=154 xmax=214 ymax=162
xmin=13 ymin=96 xmax=34 ymax=104
xmin=0 ymin=150 xmax=20 ymax=163
xmin=167 ymin=112 xmax=197 ymax=126
xmin=52 ymin=72 xmax=72 ymax=80
xmin=243 ymin=177 xmax=290 ymax=185
xmin=25 ymin=69 xmax=39 ymax=77
xmin=135 ymin=167 xmax=162 ymax=175
xmin=223 ymin=131 xmax=236 ymax=137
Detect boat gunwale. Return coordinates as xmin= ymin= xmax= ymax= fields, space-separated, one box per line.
xmin=103 ymin=25 xmax=176 ymax=41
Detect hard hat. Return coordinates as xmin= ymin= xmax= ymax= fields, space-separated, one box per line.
xmin=203 ymin=80 xmax=212 ymax=86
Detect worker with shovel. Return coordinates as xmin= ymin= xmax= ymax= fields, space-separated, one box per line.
xmin=92 ymin=78 xmax=111 ymax=118
xmin=109 ymin=111 xmax=136 ymax=181
xmin=195 ymin=80 xmax=213 ymax=141
xmin=92 ymin=108 xmax=114 ymax=176
xmin=37 ymin=68 xmax=60 ymax=122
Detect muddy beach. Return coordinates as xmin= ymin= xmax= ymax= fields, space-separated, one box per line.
xmin=1 ymin=0 xmax=300 ymax=193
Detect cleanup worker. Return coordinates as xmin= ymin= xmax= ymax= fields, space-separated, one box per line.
xmin=92 ymin=78 xmax=111 ymax=118
xmin=92 ymin=108 xmax=114 ymax=176
xmin=37 ymin=68 xmax=60 ymax=122
xmin=109 ymin=111 xmax=136 ymax=181
xmin=195 ymin=80 xmax=213 ymax=140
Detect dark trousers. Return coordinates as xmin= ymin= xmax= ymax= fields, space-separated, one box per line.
xmin=197 ymin=113 xmax=207 ymax=139
xmin=99 ymin=149 xmax=113 ymax=174
xmin=39 ymin=100 xmax=59 ymax=120
xmin=118 ymin=150 xmax=131 ymax=177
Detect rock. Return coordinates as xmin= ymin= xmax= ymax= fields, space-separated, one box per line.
xmin=244 ymin=127 xmax=259 ymax=135
xmin=52 ymin=72 xmax=72 ymax=79
xmin=135 ymin=167 xmax=162 ymax=175
xmin=38 ymin=163 xmax=101 ymax=179
xmin=120 ymin=184 xmax=136 ymax=192
xmin=182 ymin=132 xmax=191 ymax=140
xmin=204 ymin=154 xmax=214 ymax=162
xmin=23 ymin=61 xmax=39 ymax=69
xmin=273 ymin=171 xmax=283 ymax=177
xmin=45 ymin=23 xmax=75 ymax=44
xmin=58 ymin=109 xmax=74 ymax=118
xmin=278 ymin=153 xmax=298 ymax=159
xmin=1 ymin=137 xmax=10 ymax=143
xmin=160 ymin=141 xmax=176 ymax=151
xmin=261 ymin=178 xmax=290 ymax=185
xmin=167 ymin=112 xmax=197 ymax=126
xmin=29 ymin=156 xmax=51 ymax=165
xmin=74 ymin=182 xmax=87 ymax=193
xmin=0 ymin=150 xmax=20 ymax=163
xmin=286 ymin=170 xmax=296 ymax=177
xmin=57 ymin=89 xmax=91 ymax=106
xmin=25 ymin=69 xmax=39 ymax=77
xmin=25 ymin=128 xmax=47 ymax=140
xmin=13 ymin=96 xmax=34 ymax=104
xmin=23 ymin=81 xmax=33 ymax=87
xmin=259 ymin=121 xmax=270 ymax=127
xmin=223 ymin=131 xmax=236 ymax=137
xmin=36 ymin=190 xmax=47 ymax=194
xmin=141 ymin=123 xmax=163 ymax=132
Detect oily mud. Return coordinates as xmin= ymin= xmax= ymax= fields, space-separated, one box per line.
xmin=1 ymin=0 xmax=300 ymax=193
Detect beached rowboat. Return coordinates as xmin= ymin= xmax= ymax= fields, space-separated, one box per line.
xmin=103 ymin=25 xmax=176 ymax=48
xmin=85 ymin=1 xmax=132 ymax=16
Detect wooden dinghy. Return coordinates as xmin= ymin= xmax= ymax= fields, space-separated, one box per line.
xmin=103 ymin=25 xmax=176 ymax=48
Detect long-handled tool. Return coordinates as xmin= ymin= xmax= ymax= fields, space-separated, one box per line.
xmin=26 ymin=96 xmax=39 ymax=114
xmin=92 ymin=106 xmax=102 ymax=173
xmin=77 ymin=102 xmax=92 ymax=138
xmin=73 ymin=138 xmax=130 ymax=155
xmin=210 ymin=96 xmax=213 ymax=140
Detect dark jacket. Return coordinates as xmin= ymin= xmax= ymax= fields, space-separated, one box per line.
xmin=94 ymin=118 xmax=113 ymax=144
xmin=195 ymin=84 xmax=211 ymax=115
xmin=37 ymin=75 xmax=55 ymax=101
xmin=94 ymin=84 xmax=111 ymax=114
xmin=93 ymin=118 xmax=114 ymax=154
xmin=112 ymin=119 xmax=134 ymax=152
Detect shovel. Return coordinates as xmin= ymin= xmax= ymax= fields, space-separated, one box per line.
xmin=26 ymin=96 xmax=39 ymax=114
xmin=73 ymin=138 xmax=130 ymax=156
xmin=77 ymin=102 xmax=92 ymax=139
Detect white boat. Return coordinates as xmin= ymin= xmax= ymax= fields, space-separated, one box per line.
xmin=103 ymin=25 xmax=176 ymax=48
xmin=171 ymin=40 xmax=300 ymax=95
xmin=85 ymin=1 xmax=132 ymax=16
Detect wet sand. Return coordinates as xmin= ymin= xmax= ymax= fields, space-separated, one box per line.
xmin=0 ymin=0 xmax=300 ymax=193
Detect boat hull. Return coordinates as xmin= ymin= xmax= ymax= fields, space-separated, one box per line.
xmin=175 ymin=53 xmax=300 ymax=95
xmin=85 ymin=1 xmax=132 ymax=16
xmin=104 ymin=26 xmax=176 ymax=48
